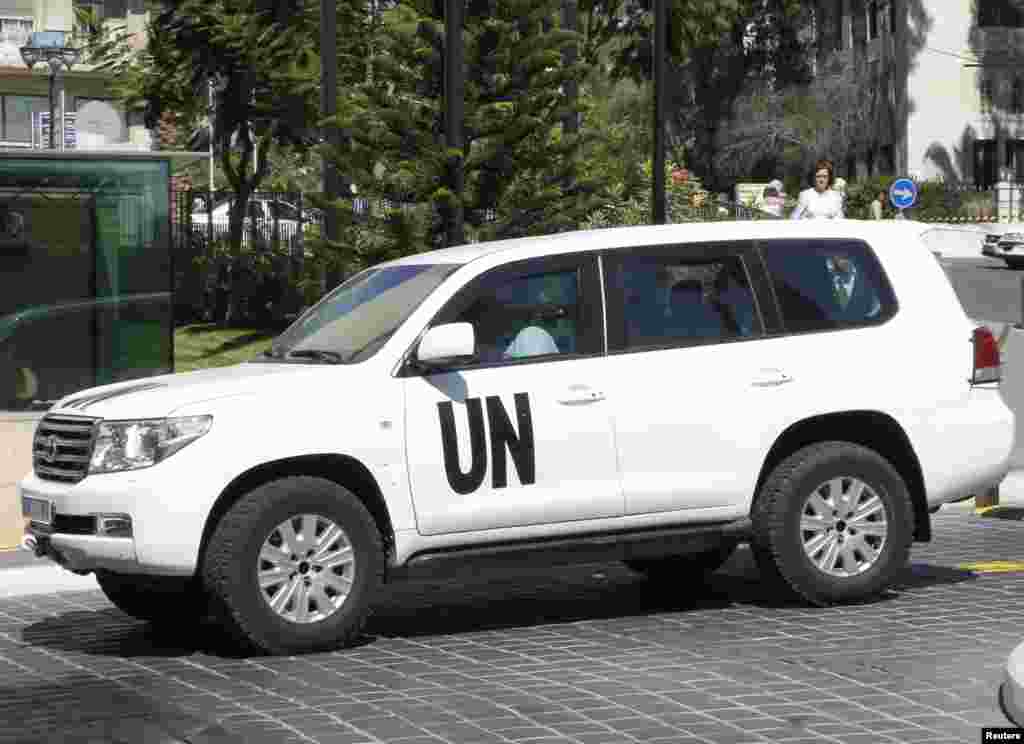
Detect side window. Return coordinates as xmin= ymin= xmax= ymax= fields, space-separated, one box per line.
xmin=270 ymin=200 xmax=299 ymax=220
xmin=433 ymin=261 xmax=591 ymax=367
xmin=760 ymin=239 xmax=897 ymax=333
xmin=611 ymin=252 xmax=760 ymax=350
xmin=458 ymin=269 xmax=579 ymax=363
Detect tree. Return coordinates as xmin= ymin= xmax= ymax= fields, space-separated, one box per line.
xmin=594 ymin=0 xmax=811 ymax=191
xmin=325 ymin=0 xmax=604 ymax=272
xmin=78 ymin=0 xmax=376 ymax=250
xmin=715 ymin=50 xmax=887 ymax=184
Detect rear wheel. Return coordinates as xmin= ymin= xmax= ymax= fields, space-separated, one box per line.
xmin=625 ymin=541 xmax=738 ymax=582
xmin=202 ymin=476 xmax=384 ymax=655
xmin=751 ymin=442 xmax=914 ymax=606
xmin=96 ymin=571 xmax=206 ymax=625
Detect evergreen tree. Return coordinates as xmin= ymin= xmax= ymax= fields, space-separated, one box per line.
xmin=329 ymin=0 xmax=604 ymax=269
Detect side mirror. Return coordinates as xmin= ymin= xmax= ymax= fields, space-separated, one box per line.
xmin=416 ymin=322 xmax=475 ymax=367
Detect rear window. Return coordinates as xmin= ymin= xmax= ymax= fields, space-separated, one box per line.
xmin=760 ymin=239 xmax=897 ymax=333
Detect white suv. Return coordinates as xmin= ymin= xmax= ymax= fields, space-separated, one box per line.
xmin=19 ymin=220 xmax=1013 ymax=654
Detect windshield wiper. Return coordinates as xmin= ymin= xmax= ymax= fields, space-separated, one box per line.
xmin=255 ymin=348 xmax=286 ymax=361
xmin=286 ymin=349 xmax=344 ymax=364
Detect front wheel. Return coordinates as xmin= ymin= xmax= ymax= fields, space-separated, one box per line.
xmin=751 ymin=442 xmax=914 ymax=606
xmin=96 ymin=571 xmax=206 ymax=626
xmin=1005 ymin=255 xmax=1024 ymax=270
xmin=202 ymin=476 xmax=384 ymax=655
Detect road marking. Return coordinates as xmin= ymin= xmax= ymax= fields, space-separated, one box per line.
xmin=958 ymin=561 xmax=1024 ymax=573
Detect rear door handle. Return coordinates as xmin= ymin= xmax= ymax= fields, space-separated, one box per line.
xmin=558 ymin=384 xmax=606 ymax=405
xmin=751 ymin=369 xmax=794 ymax=388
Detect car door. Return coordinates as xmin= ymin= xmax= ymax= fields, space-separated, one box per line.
xmin=402 ymin=252 xmax=623 ymax=536
xmin=750 ymin=236 xmax=901 ymax=423
xmin=600 ymin=240 xmax=788 ymax=515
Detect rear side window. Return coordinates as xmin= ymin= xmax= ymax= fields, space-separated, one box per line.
xmin=760 ymin=239 xmax=897 ymax=333
xmin=609 ymin=253 xmax=761 ymax=350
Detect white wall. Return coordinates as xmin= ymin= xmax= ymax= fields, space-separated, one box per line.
xmin=905 ymin=0 xmax=977 ymax=181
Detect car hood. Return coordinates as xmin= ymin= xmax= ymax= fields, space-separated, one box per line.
xmin=49 ymin=363 xmax=339 ymax=419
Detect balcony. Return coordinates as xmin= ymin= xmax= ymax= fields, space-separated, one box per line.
xmin=0 ymin=18 xmax=33 ymax=67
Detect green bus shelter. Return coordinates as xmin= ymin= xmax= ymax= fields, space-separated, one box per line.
xmin=0 ymin=150 xmax=203 ymax=412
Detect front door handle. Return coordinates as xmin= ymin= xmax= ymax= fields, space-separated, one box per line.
xmin=751 ymin=369 xmax=794 ymax=388
xmin=558 ymin=384 xmax=606 ymax=405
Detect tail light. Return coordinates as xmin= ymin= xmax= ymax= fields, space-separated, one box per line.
xmin=971 ymin=326 xmax=1001 ymax=384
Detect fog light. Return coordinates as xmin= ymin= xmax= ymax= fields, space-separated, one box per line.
xmin=96 ymin=514 xmax=132 ymax=538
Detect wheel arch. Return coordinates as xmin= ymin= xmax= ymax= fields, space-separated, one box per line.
xmin=196 ymin=454 xmax=396 ymax=576
xmin=753 ymin=410 xmax=930 ymax=542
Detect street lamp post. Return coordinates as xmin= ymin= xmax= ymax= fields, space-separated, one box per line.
xmin=652 ymin=0 xmax=667 ymax=225
xmin=20 ymin=32 xmax=80 ymax=150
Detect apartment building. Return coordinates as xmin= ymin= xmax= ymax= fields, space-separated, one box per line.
xmin=816 ymin=0 xmax=1024 ymax=186
xmin=0 ymin=0 xmax=151 ymax=150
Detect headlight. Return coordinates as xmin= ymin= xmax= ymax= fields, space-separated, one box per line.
xmin=89 ymin=415 xmax=213 ymax=474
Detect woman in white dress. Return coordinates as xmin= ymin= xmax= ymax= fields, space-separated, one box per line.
xmin=790 ymin=159 xmax=845 ymax=219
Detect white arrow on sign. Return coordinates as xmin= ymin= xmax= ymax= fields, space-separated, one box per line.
xmin=893 ymin=187 xmax=914 ymax=200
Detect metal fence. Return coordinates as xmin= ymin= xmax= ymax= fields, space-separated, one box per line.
xmin=168 ymin=189 xmax=779 ymax=325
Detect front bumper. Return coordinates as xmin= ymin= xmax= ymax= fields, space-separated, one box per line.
xmin=22 ymin=522 xmax=138 ymax=574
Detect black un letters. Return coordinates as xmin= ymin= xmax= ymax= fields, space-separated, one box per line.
xmin=437 ymin=393 xmax=536 ymax=494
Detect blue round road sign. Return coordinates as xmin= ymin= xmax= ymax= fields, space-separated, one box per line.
xmin=889 ymin=178 xmax=917 ymax=210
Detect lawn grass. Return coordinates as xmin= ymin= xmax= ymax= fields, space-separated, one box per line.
xmin=173 ymin=323 xmax=278 ymax=373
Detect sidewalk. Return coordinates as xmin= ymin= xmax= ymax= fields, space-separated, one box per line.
xmin=0 ymin=412 xmax=42 ymax=550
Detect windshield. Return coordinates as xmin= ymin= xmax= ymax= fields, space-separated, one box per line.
xmin=262 ymin=263 xmax=461 ymax=364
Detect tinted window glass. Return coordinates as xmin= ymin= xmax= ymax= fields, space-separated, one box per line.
xmin=760 ymin=239 xmax=896 ymax=332
xmin=270 ymin=264 xmax=460 ymax=363
xmin=453 ymin=269 xmax=580 ymax=364
xmin=613 ymin=254 xmax=759 ymax=349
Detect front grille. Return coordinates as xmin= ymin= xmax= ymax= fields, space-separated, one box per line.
xmin=52 ymin=514 xmax=97 ymax=535
xmin=33 ymin=414 xmax=98 ymax=483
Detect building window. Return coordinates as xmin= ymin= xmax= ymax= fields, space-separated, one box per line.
xmin=1013 ymin=78 xmax=1024 ymax=113
xmin=868 ymin=1 xmax=880 ymax=40
xmin=981 ymin=79 xmax=994 ymax=113
xmin=0 ymin=96 xmax=48 ymax=144
xmin=1007 ymin=139 xmax=1024 ymax=180
xmin=0 ymin=16 xmax=32 ymax=45
xmin=975 ymin=139 xmax=998 ymax=188
xmin=73 ymin=0 xmax=130 ymax=24
xmin=879 ymin=144 xmax=895 ymax=175
xmin=979 ymin=0 xmax=1024 ymax=27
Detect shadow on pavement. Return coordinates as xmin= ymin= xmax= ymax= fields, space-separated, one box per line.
xmin=894 ymin=562 xmax=980 ymax=589
xmin=17 ymin=553 xmax=978 ymax=659
xmin=0 ymin=678 xmax=242 ymax=744
xmin=979 ymin=506 xmax=1024 ymax=521
xmin=20 ymin=608 xmax=252 ymax=659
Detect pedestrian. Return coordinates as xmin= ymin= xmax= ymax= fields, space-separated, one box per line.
xmin=790 ymin=159 xmax=844 ymax=219
xmin=761 ymin=179 xmax=786 ymax=217
xmin=871 ymin=190 xmax=886 ymax=220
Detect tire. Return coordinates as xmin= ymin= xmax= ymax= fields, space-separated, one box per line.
xmin=750 ymin=442 xmax=914 ymax=606
xmin=202 ymin=476 xmax=384 ymax=655
xmin=96 ymin=571 xmax=206 ymax=625
xmin=1005 ymin=256 xmax=1024 ymax=270
xmin=625 ymin=541 xmax=738 ymax=582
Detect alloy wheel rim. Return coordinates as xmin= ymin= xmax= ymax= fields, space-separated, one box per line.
xmin=257 ymin=514 xmax=355 ymax=624
xmin=800 ymin=477 xmax=888 ymax=578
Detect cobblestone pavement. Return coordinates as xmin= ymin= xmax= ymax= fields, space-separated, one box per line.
xmin=1 ymin=512 xmax=1023 ymax=744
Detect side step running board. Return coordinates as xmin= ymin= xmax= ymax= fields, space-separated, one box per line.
xmin=391 ymin=518 xmax=752 ymax=581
